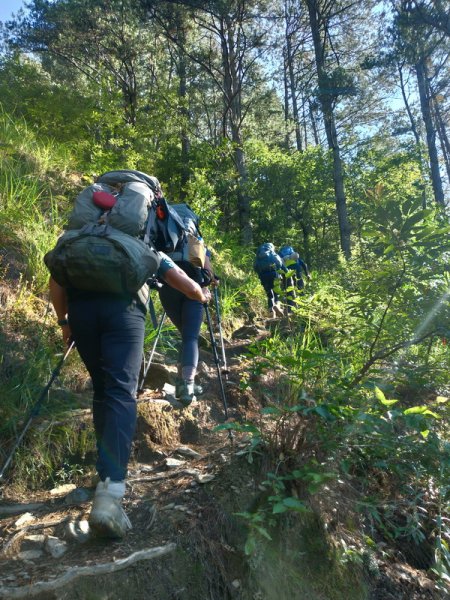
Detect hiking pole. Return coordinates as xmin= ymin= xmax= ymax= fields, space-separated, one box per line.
xmin=204 ymin=303 xmax=233 ymax=440
xmin=213 ymin=284 xmax=230 ymax=376
xmin=0 ymin=340 xmax=75 ymax=482
xmin=138 ymin=311 xmax=166 ymax=393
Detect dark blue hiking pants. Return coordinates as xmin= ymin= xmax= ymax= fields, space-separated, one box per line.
xmin=282 ymin=274 xmax=296 ymax=309
xmin=68 ymin=295 xmax=145 ymax=482
xmin=158 ymin=284 xmax=204 ymax=380
xmin=258 ymin=270 xmax=279 ymax=310
xmin=282 ymin=273 xmax=305 ymax=310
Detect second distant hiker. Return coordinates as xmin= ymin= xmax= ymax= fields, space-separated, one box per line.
xmin=253 ymin=243 xmax=286 ymax=318
xmin=278 ymin=245 xmax=311 ymax=309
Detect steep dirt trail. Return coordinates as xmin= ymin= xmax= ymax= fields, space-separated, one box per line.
xmin=0 ymin=319 xmax=443 ymax=600
xmin=0 ymin=324 xmax=264 ymax=600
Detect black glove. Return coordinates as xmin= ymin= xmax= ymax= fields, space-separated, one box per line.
xmin=200 ymin=268 xmax=212 ymax=287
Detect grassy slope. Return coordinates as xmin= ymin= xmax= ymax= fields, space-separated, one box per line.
xmin=0 ymin=112 xmax=448 ymax=598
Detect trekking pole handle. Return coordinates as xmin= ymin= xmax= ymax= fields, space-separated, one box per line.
xmin=200 ymin=269 xmax=212 ymax=287
xmin=202 ymin=287 xmax=212 ymax=303
xmin=147 ymin=277 xmax=163 ymax=290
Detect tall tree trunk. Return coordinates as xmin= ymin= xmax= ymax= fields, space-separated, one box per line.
xmin=302 ymin=95 xmax=308 ymax=148
xmin=175 ymin=8 xmax=191 ymax=199
xmin=398 ymin=63 xmax=420 ymax=145
xmin=286 ymin=45 xmax=302 ymax=151
xmin=283 ymin=48 xmax=291 ymax=149
xmin=121 ymin=68 xmax=137 ymax=126
xmin=221 ymin=13 xmax=252 ymax=245
xmin=398 ymin=62 xmax=427 ymax=208
xmin=415 ymin=57 xmax=445 ymax=206
xmin=305 ymin=0 xmax=351 ymax=258
xmin=309 ymin=101 xmax=319 ymax=145
xmin=284 ymin=1 xmax=302 ymax=151
xmin=432 ymin=99 xmax=450 ymax=185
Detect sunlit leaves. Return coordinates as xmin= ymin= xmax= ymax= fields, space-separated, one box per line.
xmin=403 ymin=406 xmax=440 ymax=419
xmin=272 ymin=497 xmax=309 ymax=514
xmin=374 ymin=386 xmax=399 ymax=407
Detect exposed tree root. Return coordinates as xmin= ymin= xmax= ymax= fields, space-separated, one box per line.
xmin=0 ymin=543 xmax=176 ymax=599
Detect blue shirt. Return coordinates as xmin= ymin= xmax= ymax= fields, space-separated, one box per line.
xmin=157 ymin=252 xmax=176 ymax=277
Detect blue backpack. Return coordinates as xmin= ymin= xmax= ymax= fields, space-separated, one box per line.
xmin=254 ymin=243 xmax=282 ymax=274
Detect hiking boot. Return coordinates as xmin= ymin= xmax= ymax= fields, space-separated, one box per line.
xmin=176 ymin=380 xmax=197 ymax=407
xmin=88 ymin=478 xmax=131 ymax=539
xmin=175 ymin=378 xmax=203 ymax=400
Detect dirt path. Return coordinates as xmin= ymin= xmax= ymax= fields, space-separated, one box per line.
xmin=0 ymin=329 xmax=262 ymax=600
xmin=0 ymin=322 xmax=445 ymax=600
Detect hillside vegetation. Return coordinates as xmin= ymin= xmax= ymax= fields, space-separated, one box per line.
xmin=0 ymin=1 xmax=449 ymax=597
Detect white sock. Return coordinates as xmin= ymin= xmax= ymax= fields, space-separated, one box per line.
xmin=97 ymin=477 xmax=126 ymax=500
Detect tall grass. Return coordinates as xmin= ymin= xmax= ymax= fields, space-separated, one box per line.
xmin=0 ymin=105 xmax=72 ymax=176
xmin=208 ymin=240 xmax=269 ymax=331
xmin=0 ymin=273 xmax=95 ymax=487
xmin=0 ymin=109 xmax=93 ymax=487
xmin=0 ymin=109 xmax=72 ymax=291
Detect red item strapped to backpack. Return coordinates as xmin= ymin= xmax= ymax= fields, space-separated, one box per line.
xmin=92 ymin=191 xmax=117 ymax=210
xmin=156 ymin=204 xmax=166 ymax=220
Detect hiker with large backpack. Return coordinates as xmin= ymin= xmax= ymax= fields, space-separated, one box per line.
xmin=45 ymin=170 xmax=211 ymax=540
xmin=253 ymin=242 xmax=286 ymax=318
xmin=278 ymin=245 xmax=311 ymax=308
xmin=153 ymin=194 xmax=216 ymax=407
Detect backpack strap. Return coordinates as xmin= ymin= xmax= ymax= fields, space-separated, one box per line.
xmin=143 ymin=207 xmax=153 ymax=245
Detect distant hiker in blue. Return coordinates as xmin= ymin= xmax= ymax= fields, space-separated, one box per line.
xmin=253 ymin=243 xmax=286 ymax=318
xmin=278 ymin=245 xmax=311 ymax=309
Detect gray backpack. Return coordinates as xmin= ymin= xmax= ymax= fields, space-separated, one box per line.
xmin=44 ymin=174 xmax=160 ymax=295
